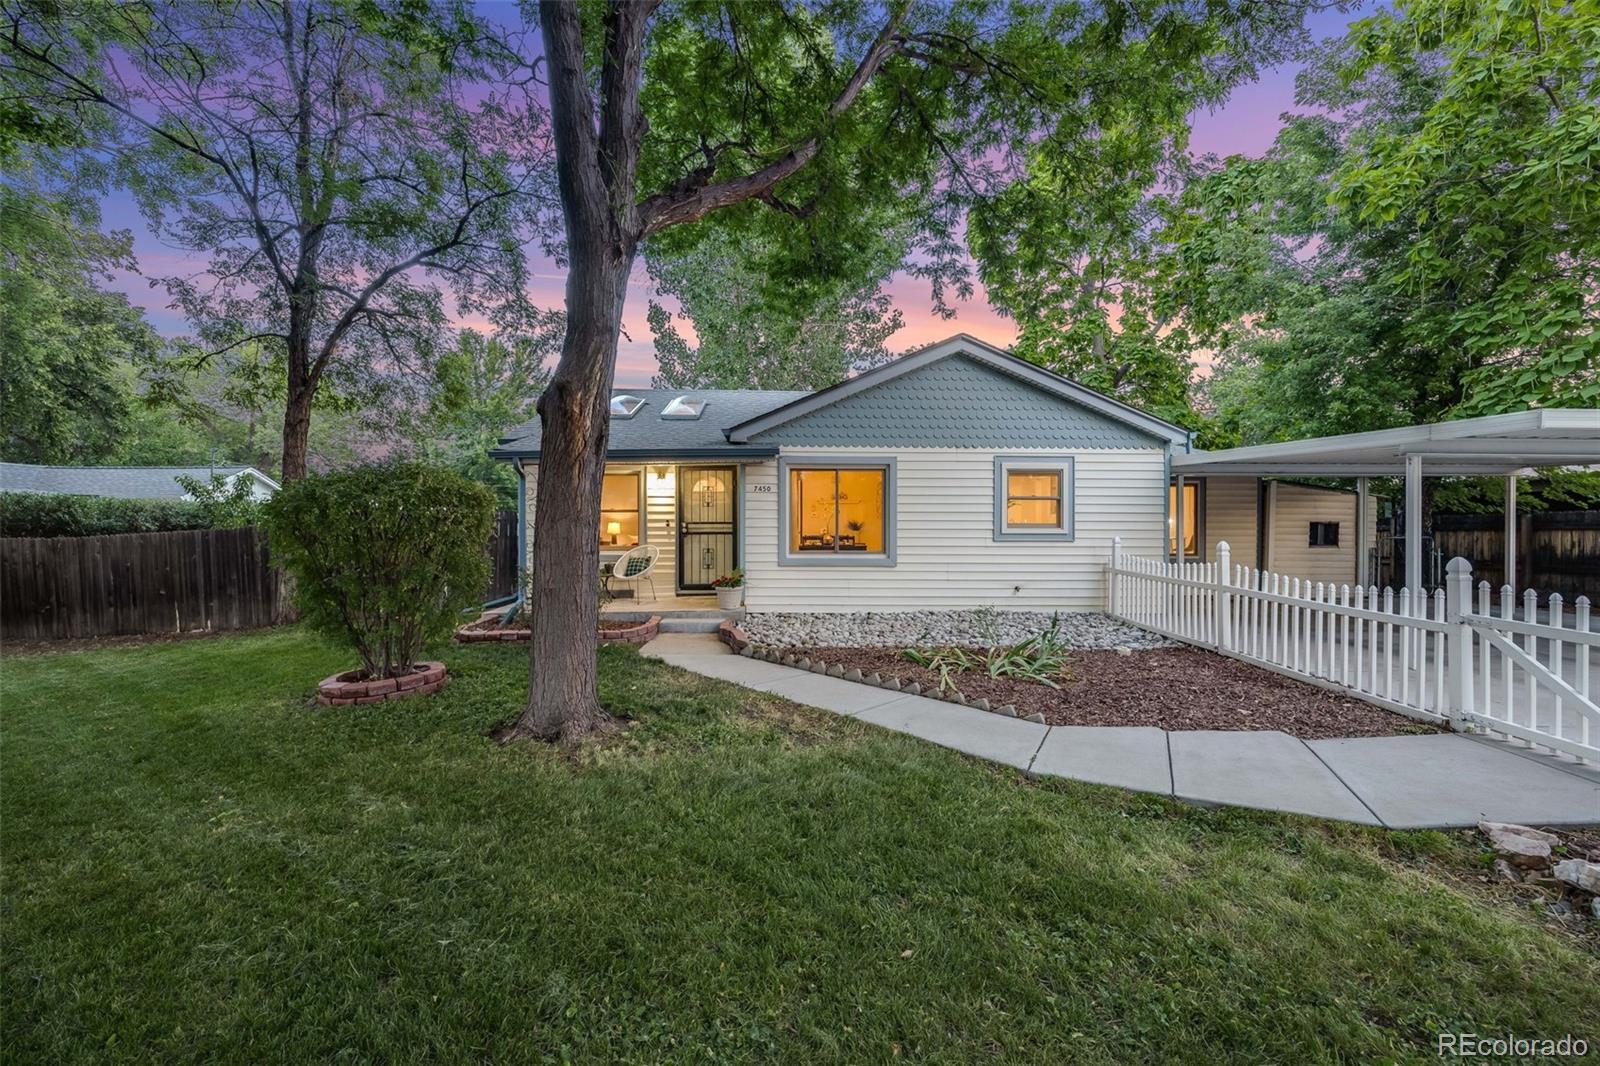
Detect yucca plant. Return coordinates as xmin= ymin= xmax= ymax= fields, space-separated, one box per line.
xmin=903 ymin=615 xmax=1072 ymax=694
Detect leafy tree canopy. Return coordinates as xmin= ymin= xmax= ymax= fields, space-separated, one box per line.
xmin=1168 ymin=0 xmax=1599 ymax=445
xmin=412 ymin=326 xmax=557 ymax=506
xmin=0 ymin=165 xmax=157 ymax=463
xmin=2 ymin=0 xmax=556 ymax=479
xmin=646 ymin=223 xmax=904 ymax=390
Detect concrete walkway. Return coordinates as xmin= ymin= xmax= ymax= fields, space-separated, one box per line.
xmin=642 ymin=634 xmax=1600 ymax=829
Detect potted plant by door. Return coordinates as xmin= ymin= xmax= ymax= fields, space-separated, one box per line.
xmin=711 ymin=569 xmax=744 ymax=610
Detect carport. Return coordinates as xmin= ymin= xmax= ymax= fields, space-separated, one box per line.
xmin=1172 ymin=409 xmax=1600 ymax=597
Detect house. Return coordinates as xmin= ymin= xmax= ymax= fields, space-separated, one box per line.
xmin=495 ymin=337 xmax=1600 ymax=611
xmin=0 ymin=463 xmax=280 ymax=502
xmin=494 ymin=335 xmax=1189 ymax=611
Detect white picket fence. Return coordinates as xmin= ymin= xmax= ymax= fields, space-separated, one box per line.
xmin=1106 ymin=538 xmax=1599 ymax=762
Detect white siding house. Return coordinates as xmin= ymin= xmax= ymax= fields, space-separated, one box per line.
xmin=741 ymin=448 xmax=1165 ymax=612
xmin=496 ymin=336 xmax=1187 ymax=612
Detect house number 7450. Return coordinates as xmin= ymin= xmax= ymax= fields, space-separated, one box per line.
xmin=750 ymin=484 xmax=774 ymax=493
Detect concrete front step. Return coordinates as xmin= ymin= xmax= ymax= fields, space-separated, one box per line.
xmin=657 ymin=618 xmax=726 ymax=633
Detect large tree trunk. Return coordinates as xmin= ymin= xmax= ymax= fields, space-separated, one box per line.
xmin=506 ymin=228 xmax=636 ymax=741
xmin=280 ymin=313 xmax=315 ymax=482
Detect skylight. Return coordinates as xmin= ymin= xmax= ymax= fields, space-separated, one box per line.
xmin=610 ymin=394 xmax=646 ymax=419
xmin=660 ymin=396 xmax=706 ymax=420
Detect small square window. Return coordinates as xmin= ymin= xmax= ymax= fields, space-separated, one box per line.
xmin=994 ymin=457 xmax=1074 ymax=541
xmin=1309 ymin=521 xmax=1340 ymax=547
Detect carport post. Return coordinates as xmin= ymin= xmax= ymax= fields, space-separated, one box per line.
xmin=1355 ymin=477 xmax=1370 ymax=589
xmin=1504 ymin=475 xmax=1518 ymax=593
xmin=1405 ymin=454 xmax=1423 ymax=597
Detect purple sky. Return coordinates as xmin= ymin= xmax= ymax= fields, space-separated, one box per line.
xmin=97 ymin=4 xmax=1366 ymax=387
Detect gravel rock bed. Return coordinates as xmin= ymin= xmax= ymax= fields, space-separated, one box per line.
xmin=740 ymin=610 xmax=1175 ymax=650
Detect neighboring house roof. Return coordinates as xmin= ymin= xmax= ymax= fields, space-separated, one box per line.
xmin=0 ymin=463 xmax=280 ymax=500
xmin=491 ymin=389 xmax=809 ymax=461
xmin=492 ymin=334 xmax=1189 ymax=462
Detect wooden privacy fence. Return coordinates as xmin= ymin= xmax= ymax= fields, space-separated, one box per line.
xmin=484 ymin=508 xmax=519 ymax=601
xmin=1434 ymin=510 xmax=1600 ymax=602
xmin=2 ymin=526 xmax=292 ymax=642
xmin=1107 ymin=538 xmax=1598 ymax=763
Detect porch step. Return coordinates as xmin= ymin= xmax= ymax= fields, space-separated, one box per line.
xmin=657 ymin=617 xmax=726 ymax=634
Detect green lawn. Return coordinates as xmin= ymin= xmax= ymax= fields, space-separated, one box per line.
xmin=3 ymin=629 xmax=1596 ymax=1063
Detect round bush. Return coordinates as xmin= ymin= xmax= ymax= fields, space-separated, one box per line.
xmin=261 ymin=462 xmax=495 ymax=679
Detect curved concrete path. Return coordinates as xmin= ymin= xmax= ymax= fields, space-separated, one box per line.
xmin=642 ymin=634 xmax=1600 ymax=829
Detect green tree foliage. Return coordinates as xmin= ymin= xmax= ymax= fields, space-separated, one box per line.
xmin=414 ymin=327 xmax=555 ymax=507
xmin=0 ymin=175 xmax=157 ymax=463
xmin=0 ymin=492 xmax=209 ymax=537
xmin=173 ymin=472 xmax=263 ymax=529
xmin=1169 ymin=0 xmax=1599 ymax=444
xmin=260 ymin=462 xmax=494 ymax=678
xmin=646 ymin=226 xmax=903 ymax=390
xmin=499 ymin=0 xmax=1312 ymax=740
xmin=2 ymin=0 xmax=554 ymax=480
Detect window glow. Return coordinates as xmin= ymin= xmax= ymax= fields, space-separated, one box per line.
xmin=788 ymin=467 xmax=886 ymax=553
xmin=600 ymin=471 xmax=641 ymax=547
xmin=1005 ymin=470 xmax=1062 ymax=527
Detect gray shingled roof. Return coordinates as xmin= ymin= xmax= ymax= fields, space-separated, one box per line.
xmin=491 ymin=389 xmax=809 ymax=460
xmin=0 ymin=463 xmax=271 ymax=500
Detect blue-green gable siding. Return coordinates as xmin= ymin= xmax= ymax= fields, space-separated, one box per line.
xmin=749 ymin=354 xmax=1163 ymax=449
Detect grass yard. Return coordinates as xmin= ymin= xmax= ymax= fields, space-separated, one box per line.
xmin=3 ymin=628 xmax=1597 ymax=1063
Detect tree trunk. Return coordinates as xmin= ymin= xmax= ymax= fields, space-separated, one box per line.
xmin=281 ymin=318 xmax=315 ymax=482
xmin=506 ymin=233 xmax=635 ymax=741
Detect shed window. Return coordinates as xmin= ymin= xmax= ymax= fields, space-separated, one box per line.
xmin=1309 ymin=521 xmax=1340 ymax=547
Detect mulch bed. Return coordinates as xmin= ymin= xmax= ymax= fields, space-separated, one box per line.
xmin=794 ymin=645 xmax=1444 ymax=741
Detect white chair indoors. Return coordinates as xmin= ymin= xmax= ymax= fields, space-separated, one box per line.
xmin=608 ymin=543 xmax=661 ymax=603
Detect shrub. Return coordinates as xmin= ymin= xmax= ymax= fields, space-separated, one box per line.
xmin=174 ymin=473 xmax=262 ymax=528
xmin=0 ymin=492 xmax=210 ymax=537
xmin=260 ymin=462 xmax=495 ymax=679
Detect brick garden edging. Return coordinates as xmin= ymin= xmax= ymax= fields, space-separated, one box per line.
xmin=318 ymin=661 xmax=447 ymax=705
xmin=739 ymin=641 xmax=1046 ymax=724
xmin=456 ymin=614 xmax=662 ymax=646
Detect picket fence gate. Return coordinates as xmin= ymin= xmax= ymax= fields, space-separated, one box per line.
xmin=1106 ymin=538 xmax=1599 ymax=763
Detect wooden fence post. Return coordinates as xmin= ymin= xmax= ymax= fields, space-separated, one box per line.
xmin=1215 ymin=540 xmax=1231 ymax=652
xmin=1445 ymin=556 xmax=1475 ymax=722
xmin=1107 ymin=536 xmax=1122 ymax=616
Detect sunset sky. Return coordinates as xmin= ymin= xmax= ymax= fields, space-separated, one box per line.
xmin=96 ymin=3 xmax=1368 ymax=387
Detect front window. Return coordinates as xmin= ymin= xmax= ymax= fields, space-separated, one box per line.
xmin=1169 ymin=482 xmax=1200 ymax=558
xmin=600 ymin=470 xmax=641 ymax=548
xmin=788 ymin=466 xmax=887 ymax=554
